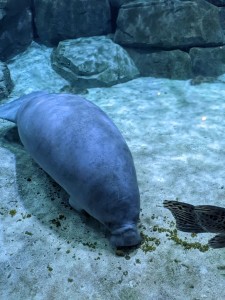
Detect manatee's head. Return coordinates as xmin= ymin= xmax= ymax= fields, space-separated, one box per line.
xmin=110 ymin=224 xmax=141 ymax=247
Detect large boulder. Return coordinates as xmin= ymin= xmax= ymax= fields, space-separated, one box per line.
xmin=109 ymin=0 xmax=131 ymax=8
xmin=219 ymin=7 xmax=225 ymax=32
xmin=109 ymin=0 xmax=132 ymax=32
xmin=33 ymin=0 xmax=112 ymax=46
xmin=0 ymin=0 xmax=30 ymax=14
xmin=126 ymin=48 xmax=192 ymax=79
xmin=205 ymin=0 xmax=225 ymax=6
xmin=0 ymin=0 xmax=33 ymax=61
xmin=51 ymin=36 xmax=139 ymax=88
xmin=0 ymin=62 xmax=13 ymax=100
xmin=114 ymin=0 xmax=225 ymax=49
xmin=190 ymin=46 xmax=225 ymax=76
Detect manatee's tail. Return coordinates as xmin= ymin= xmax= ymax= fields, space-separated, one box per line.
xmin=0 ymin=91 xmax=47 ymax=123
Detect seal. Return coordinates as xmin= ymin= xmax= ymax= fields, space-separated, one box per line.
xmin=0 ymin=91 xmax=141 ymax=247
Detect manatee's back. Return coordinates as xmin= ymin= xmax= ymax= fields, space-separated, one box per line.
xmin=16 ymin=93 xmax=136 ymax=193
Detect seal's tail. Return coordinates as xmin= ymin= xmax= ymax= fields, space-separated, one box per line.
xmin=0 ymin=91 xmax=47 ymax=123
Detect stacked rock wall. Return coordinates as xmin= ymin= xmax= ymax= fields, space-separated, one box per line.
xmin=1 ymin=0 xmax=225 ymax=93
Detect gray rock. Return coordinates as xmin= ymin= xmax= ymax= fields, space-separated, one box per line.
xmin=59 ymin=85 xmax=88 ymax=95
xmin=205 ymin=0 xmax=225 ymax=6
xmin=0 ymin=62 xmax=13 ymax=100
xmin=190 ymin=46 xmax=225 ymax=76
xmin=114 ymin=0 xmax=225 ymax=49
xmin=109 ymin=0 xmax=132 ymax=8
xmin=33 ymin=0 xmax=112 ymax=46
xmin=189 ymin=75 xmax=221 ymax=85
xmin=109 ymin=0 xmax=133 ymax=31
xmin=0 ymin=0 xmax=32 ymax=61
xmin=219 ymin=7 xmax=225 ymax=32
xmin=0 ymin=0 xmax=30 ymax=13
xmin=126 ymin=48 xmax=192 ymax=79
xmin=51 ymin=36 xmax=139 ymax=88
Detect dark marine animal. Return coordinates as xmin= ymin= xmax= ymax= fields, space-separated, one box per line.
xmin=0 ymin=91 xmax=141 ymax=247
xmin=163 ymin=200 xmax=225 ymax=248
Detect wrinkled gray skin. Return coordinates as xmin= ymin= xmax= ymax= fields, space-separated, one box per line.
xmin=0 ymin=92 xmax=141 ymax=247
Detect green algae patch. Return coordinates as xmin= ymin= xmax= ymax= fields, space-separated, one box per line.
xmin=152 ymin=225 xmax=209 ymax=252
xmin=50 ymin=214 xmax=66 ymax=228
xmin=140 ymin=231 xmax=160 ymax=253
xmin=115 ymin=249 xmax=133 ymax=259
xmin=47 ymin=265 xmax=53 ymax=272
xmin=115 ymin=249 xmax=126 ymax=257
xmin=82 ymin=241 xmax=97 ymax=249
xmin=21 ymin=213 xmax=32 ymax=219
xmin=135 ymin=258 xmax=141 ymax=264
xmin=139 ymin=219 xmax=209 ymax=253
xmin=9 ymin=209 xmax=17 ymax=217
xmin=25 ymin=231 xmax=33 ymax=236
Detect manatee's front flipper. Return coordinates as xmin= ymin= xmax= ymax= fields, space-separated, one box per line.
xmin=208 ymin=234 xmax=225 ymax=248
xmin=69 ymin=196 xmax=84 ymax=212
xmin=163 ymin=200 xmax=206 ymax=233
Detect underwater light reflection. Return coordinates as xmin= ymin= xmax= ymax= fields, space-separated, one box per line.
xmin=201 ymin=116 xmax=207 ymax=121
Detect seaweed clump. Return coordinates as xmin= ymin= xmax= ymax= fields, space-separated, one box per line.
xmin=152 ymin=225 xmax=209 ymax=252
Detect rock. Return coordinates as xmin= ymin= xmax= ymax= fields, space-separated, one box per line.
xmin=114 ymin=0 xmax=225 ymax=49
xmin=0 ymin=62 xmax=13 ymax=100
xmin=109 ymin=0 xmax=132 ymax=32
xmin=190 ymin=75 xmax=219 ymax=85
xmin=0 ymin=0 xmax=30 ymax=13
xmin=190 ymin=46 xmax=225 ymax=76
xmin=33 ymin=0 xmax=112 ymax=46
xmin=126 ymin=48 xmax=192 ymax=79
xmin=109 ymin=0 xmax=131 ymax=8
xmin=0 ymin=0 xmax=33 ymax=61
xmin=219 ymin=7 xmax=225 ymax=32
xmin=51 ymin=36 xmax=139 ymax=88
xmin=205 ymin=0 xmax=225 ymax=6
xmin=59 ymin=85 xmax=88 ymax=95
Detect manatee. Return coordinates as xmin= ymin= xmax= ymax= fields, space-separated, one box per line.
xmin=0 ymin=91 xmax=141 ymax=247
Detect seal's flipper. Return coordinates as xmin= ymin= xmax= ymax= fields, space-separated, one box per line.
xmin=208 ymin=234 xmax=225 ymax=248
xmin=163 ymin=200 xmax=206 ymax=233
xmin=0 ymin=91 xmax=47 ymax=123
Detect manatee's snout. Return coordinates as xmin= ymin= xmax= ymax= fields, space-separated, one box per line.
xmin=110 ymin=225 xmax=141 ymax=247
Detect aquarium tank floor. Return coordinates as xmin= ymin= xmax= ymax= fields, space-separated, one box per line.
xmin=1 ymin=43 xmax=225 ymax=300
